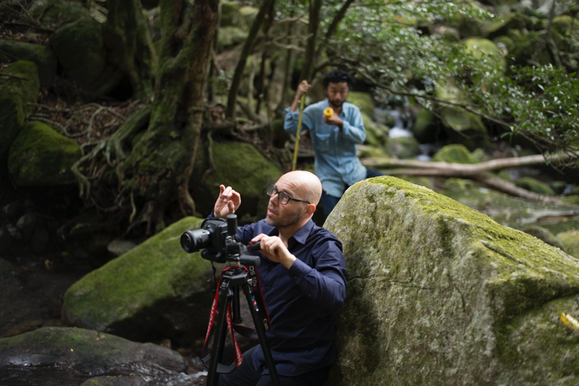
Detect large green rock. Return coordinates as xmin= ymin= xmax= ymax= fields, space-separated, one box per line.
xmin=0 ymin=40 xmax=57 ymax=84
xmin=0 ymin=61 xmax=40 ymax=160
xmin=325 ymin=177 xmax=579 ymax=386
xmin=464 ymin=38 xmax=506 ymax=71
xmin=52 ymin=16 xmax=119 ymax=94
xmin=62 ymin=216 xmax=212 ymax=341
xmin=556 ymin=230 xmax=579 ymax=259
xmin=347 ymin=92 xmax=375 ymax=116
xmin=190 ymin=140 xmax=282 ymax=219
xmin=8 ymin=120 xmax=81 ymax=187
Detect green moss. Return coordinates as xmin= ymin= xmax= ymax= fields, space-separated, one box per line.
xmin=432 ymin=144 xmax=478 ymax=164
xmin=8 ymin=120 xmax=80 ymax=187
xmin=62 ymin=216 xmax=211 ymax=331
xmin=515 ymin=176 xmax=556 ymax=196
xmin=556 ymin=231 xmax=579 ymax=259
xmin=0 ymin=40 xmax=57 ymax=84
xmin=347 ymin=92 xmax=375 ymax=116
xmin=323 ymin=177 xmax=579 ymax=385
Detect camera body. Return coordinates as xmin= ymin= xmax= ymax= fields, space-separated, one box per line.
xmin=180 ymin=214 xmax=260 ymax=266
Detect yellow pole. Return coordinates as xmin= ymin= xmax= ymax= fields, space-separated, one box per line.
xmin=291 ymin=93 xmax=306 ymax=171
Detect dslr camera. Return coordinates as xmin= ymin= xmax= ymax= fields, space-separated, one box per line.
xmin=180 ymin=214 xmax=260 ymax=266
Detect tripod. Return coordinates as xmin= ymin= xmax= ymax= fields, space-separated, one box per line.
xmin=204 ymin=262 xmax=281 ymax=386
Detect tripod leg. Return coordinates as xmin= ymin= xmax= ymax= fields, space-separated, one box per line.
xmin=206 ymin=281 xmax=233 ymax=386
xmin=241 ymin=285 xmax=281 ymax=386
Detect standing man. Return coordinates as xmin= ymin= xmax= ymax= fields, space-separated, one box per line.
xmin=284 ymin=69 xmax=383 ymax=219
xmin=213 ymin=170 xmax=347 ymax=386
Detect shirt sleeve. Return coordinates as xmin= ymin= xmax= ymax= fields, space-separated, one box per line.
xmin=341 ymin=107 xmax=366 ymax=144
xmin=287 ymin=238 xmax=347 ymax=313
xmin=284 ymin=107 xmax=312 ymax=135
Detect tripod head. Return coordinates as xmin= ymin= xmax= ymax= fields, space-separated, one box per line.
xmin=180 ymin=214 xmax=261 ymax=266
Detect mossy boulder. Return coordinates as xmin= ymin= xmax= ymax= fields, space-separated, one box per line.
xmin=412 ymin=107 xmax=440 ymax=144
xmin=432 ymin=143 xmax=478 ymax=164
xmin=0 ymin=61 xmax=40 ymax=160
xmin=62 ymin=216 xmax=213 ymax=342
xmin=362 ymin=111 xmax=388 ymax=147
xmin=0 ymin=40 xmax=57 ymax=84
xmin=324 ymin=177 xmax=579 ymax=386
xmin=556 ymin=230 xmax=579 ymax=259
xmin=52 ymin=17 xmax=120 ymax=94
xmin=515 ymin=176 xmax=556 ymax=196
xmin=520 ymin=225 xmax=562 ymax=249
xmin=384 ymin=136 xmax=420 ymax=159
xmin=0 ymin=327 xmax=187 ymax=383
xmin=221 ymin=1 xmax=248 ymax=30
xmin=33 ymin=0 xmax=91 ymax=26
xmin=190 ymin=140 xmax=282 ymax=219
xmin=8 ymin=121 xmax=81 ymax=187
xmin=218 ymin=26 xmax=249 ymax=48
xmin=434 ymin=80 xmax=491 ymax=151
xmin=463 ymin=37 xmax=506 ymax=71
xmin=347 ymin=92 xmax=375 ymax=116
xmin=552 ymin=15 xmax=579 ymax=37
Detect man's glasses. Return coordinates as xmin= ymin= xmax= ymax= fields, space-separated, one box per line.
xmin=266 ymin=185 xmax=310 ymax=205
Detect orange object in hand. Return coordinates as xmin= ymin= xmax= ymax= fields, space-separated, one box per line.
xmin=323 ymin=107 xmax=333 ymax=118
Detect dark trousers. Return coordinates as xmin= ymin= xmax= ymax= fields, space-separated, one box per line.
xmin=218 ymin=346 xmax=331 ymax=386
xmin=321 ymin=168 xmax=384 ymax=219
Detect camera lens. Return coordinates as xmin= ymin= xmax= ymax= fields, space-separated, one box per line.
xmin=181 ymin=229 xmax=211 ymax=253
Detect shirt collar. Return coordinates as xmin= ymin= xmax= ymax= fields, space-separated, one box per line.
xmin=265 ymin=219 xmax=314 ymax=245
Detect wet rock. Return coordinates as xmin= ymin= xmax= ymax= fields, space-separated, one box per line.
xmin=62 ymin=217 xmax=214 ymax=343
xmin=0 ymin=327 xmax=189 ymax=385
xmin=8 ymin=120 xmax=82 ymax=187
xmin=325 ymin=176 xmax=579 ymax=386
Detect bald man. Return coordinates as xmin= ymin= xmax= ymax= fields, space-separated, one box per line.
xmin=212 ymin=171 xmax=347 ymax=386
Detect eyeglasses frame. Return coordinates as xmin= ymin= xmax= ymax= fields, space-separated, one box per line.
xmin=266 ymin=184 xmax=310 ymax=205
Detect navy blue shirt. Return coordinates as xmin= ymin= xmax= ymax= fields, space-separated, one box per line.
xmin=235 ymin=218 xmax=347 ymax=376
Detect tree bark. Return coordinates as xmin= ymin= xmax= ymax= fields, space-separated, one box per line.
xmin=299 ymin=0 xmax=322 ymax=82
xmin=226 ymin=0 xmax=276 ymax=119
xmin=117 ymin=0 xmax=218 ymax=233
xmin=104 ymin=0 xmax=157 ymax=102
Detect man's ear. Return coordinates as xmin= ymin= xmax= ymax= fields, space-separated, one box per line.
xmin=305 ymin=203 xmax=316 ymax=217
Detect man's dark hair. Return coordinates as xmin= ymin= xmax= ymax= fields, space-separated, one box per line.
xmin=323 ymin=69 xmax=353 ymax=89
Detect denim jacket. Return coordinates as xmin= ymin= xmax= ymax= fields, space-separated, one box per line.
xmin=284 ymin=99 xmax=367 ymax=197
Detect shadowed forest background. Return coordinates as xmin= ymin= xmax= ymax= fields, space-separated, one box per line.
xmin=0 ymin=0 xmax=579 ymax=384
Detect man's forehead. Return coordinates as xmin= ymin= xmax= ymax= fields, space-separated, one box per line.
xmin=327 ymin=81 xmax=349 ymax=89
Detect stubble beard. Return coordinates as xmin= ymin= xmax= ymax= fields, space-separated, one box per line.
xmin=266 ymin=205 xmax=303 ymax=229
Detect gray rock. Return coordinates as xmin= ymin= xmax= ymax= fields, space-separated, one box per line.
xmin=325 ymin=176 xmax=579 ymax=386
xmin=15 ymin=213 xmax=40 ymax=242
xmin=0 ymin=327 xmax=188 ymax=384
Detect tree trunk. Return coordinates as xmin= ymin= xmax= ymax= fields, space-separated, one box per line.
xmin=226 ymin=0 xmax=276 ymax=119
xmin=117 ymin=0 xmax=218 ymax=233
xmin=299 ymin=0 xmax=322 ymax=82
xmin=104 ymin=0 xmax=157 ymax=102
